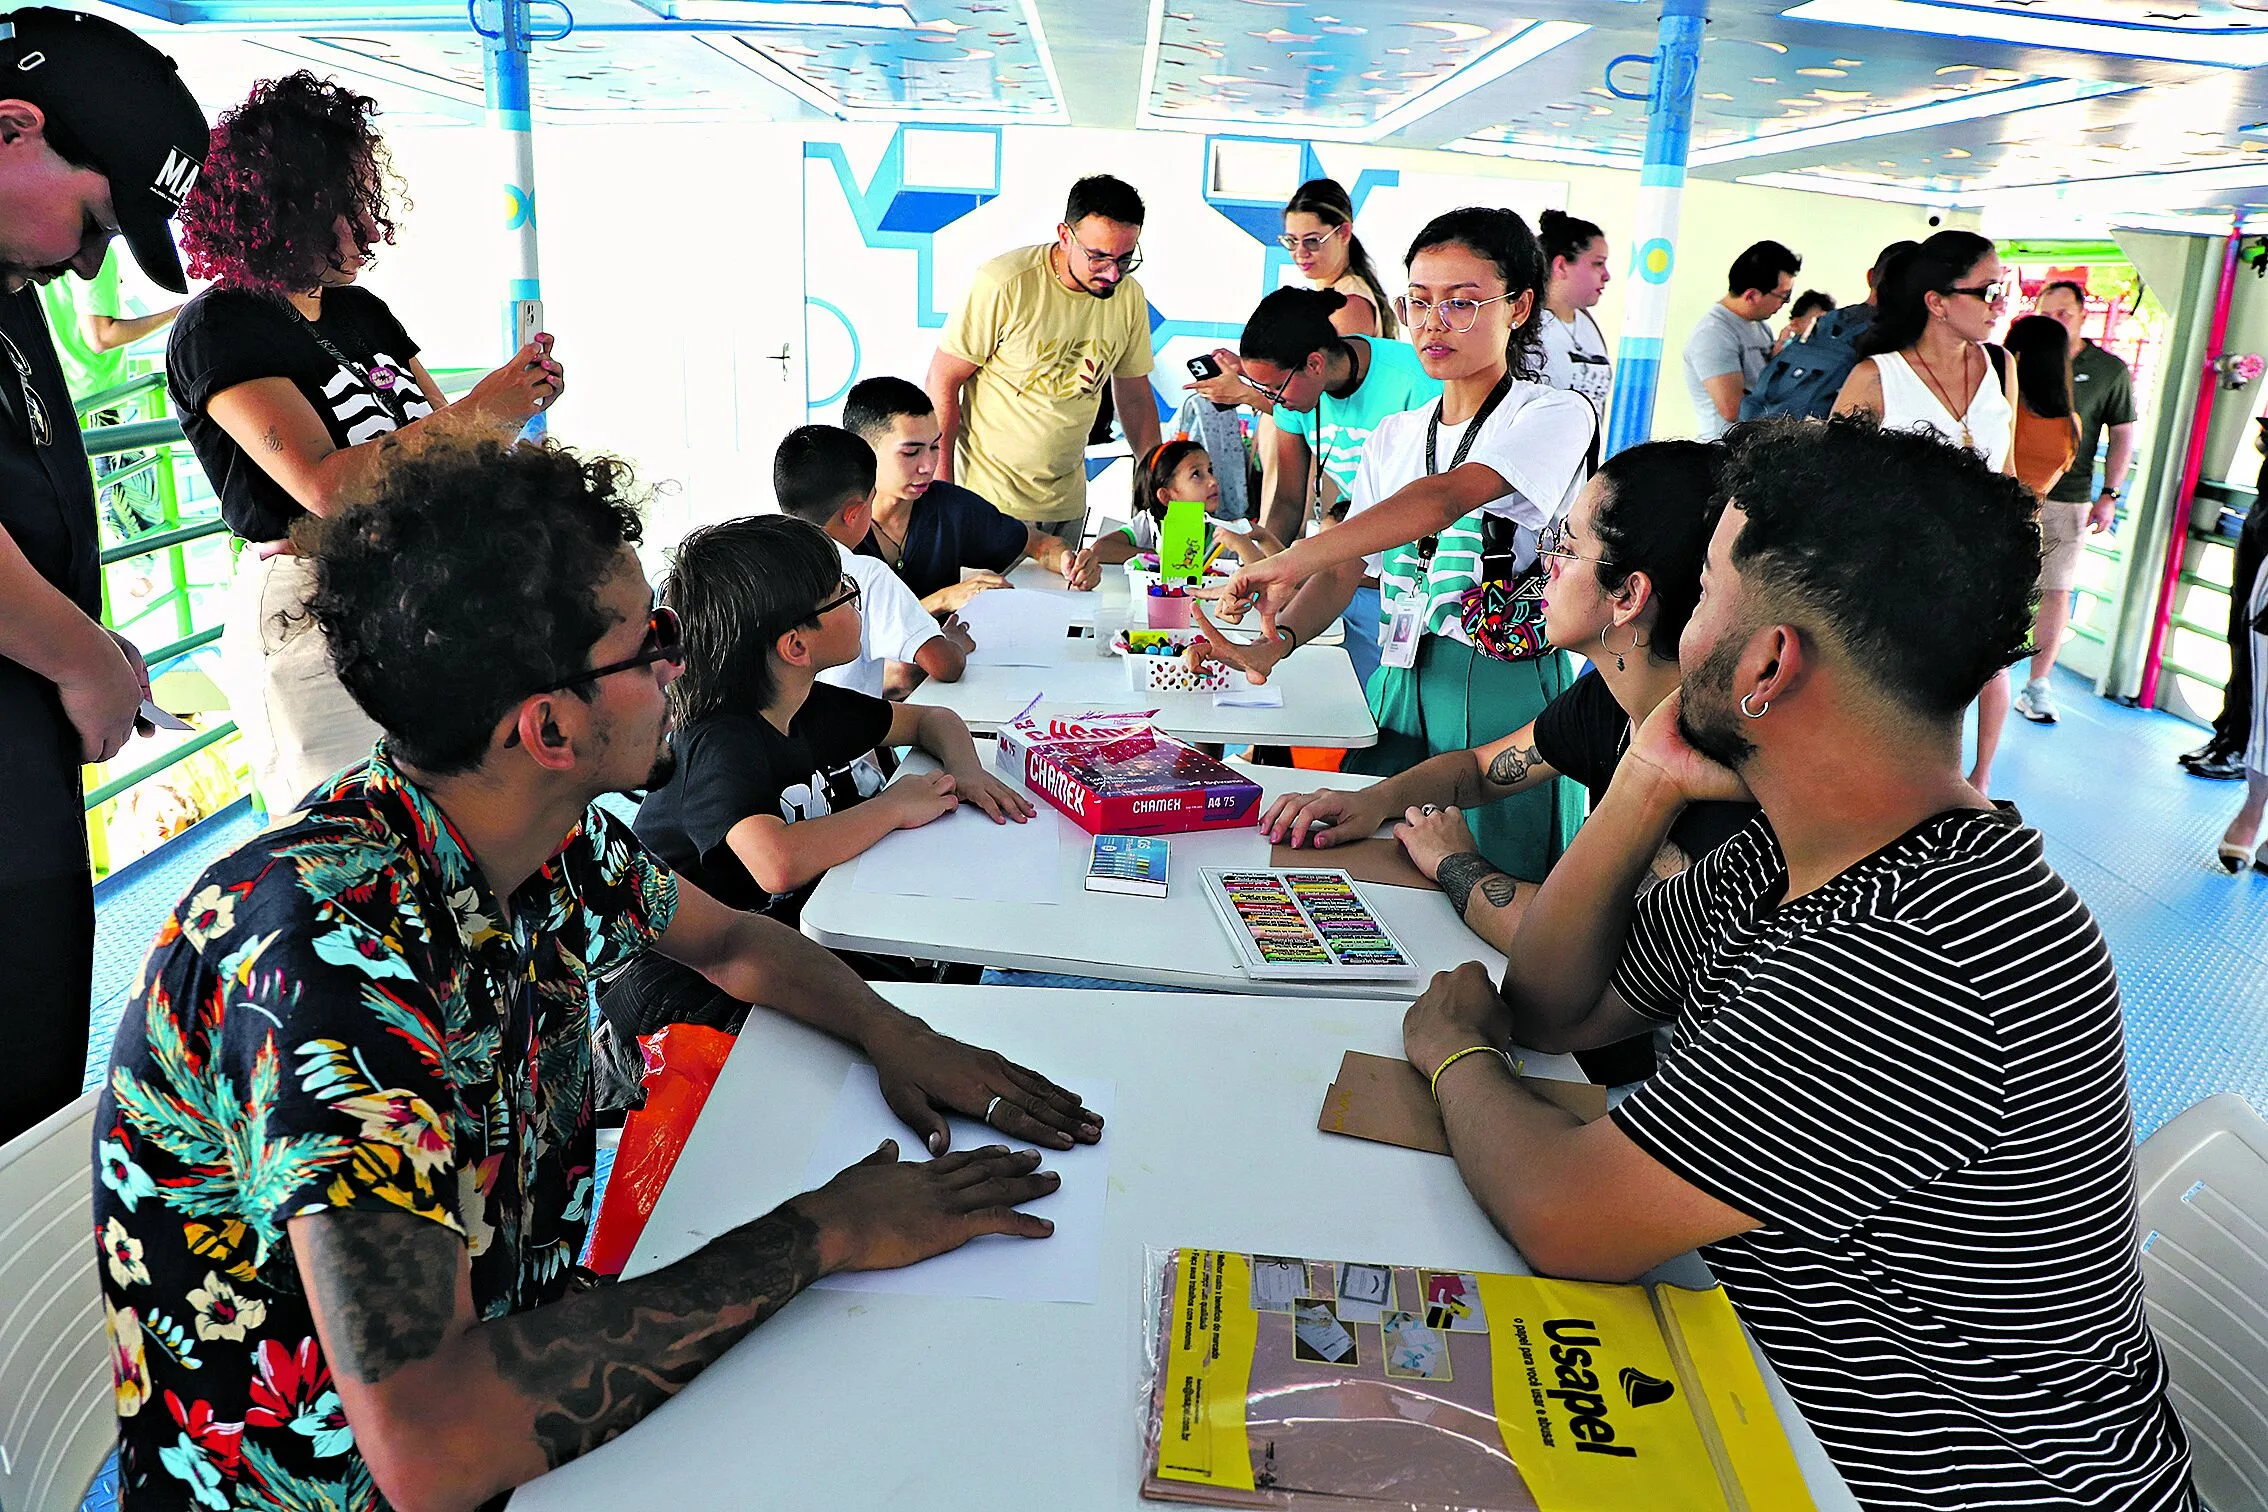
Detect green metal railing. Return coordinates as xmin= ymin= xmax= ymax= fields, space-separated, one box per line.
xmin=80 ymin=363 xmax=484 ymax=878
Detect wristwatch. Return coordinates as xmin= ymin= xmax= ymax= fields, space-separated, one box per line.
xmin=2099 ymin=487 xmax=2121 ymax=501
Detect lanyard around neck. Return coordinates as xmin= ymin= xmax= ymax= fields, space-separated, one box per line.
xmin=1413 ymin=372 xmax=1514 ymax=566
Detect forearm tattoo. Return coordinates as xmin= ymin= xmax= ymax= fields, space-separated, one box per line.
xmin=488 ymin=1203 xmax=822 ymax=1468
xmin=1435 ymin=852 xmax=1520 ymax=919
xmin=299 ymin=1212 xmax=459 ymax=1384
xmin=1485 ymin=742 xmax=1540 ymax=790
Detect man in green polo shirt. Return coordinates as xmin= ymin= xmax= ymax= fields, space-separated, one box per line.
xmin=2018 ymin=279 xmax=2135 ymax=725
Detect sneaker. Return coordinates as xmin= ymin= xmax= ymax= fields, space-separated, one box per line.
xmin=2013 ymin=679 xmax=2057 ymax=724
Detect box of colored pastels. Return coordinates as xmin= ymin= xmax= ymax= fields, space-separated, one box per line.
xmin=1111 ymin=629 xmax=1231 ymax=693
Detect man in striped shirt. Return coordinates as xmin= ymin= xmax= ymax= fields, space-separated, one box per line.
xmin=1404 ymin=417 xmax=2195 ymax=1510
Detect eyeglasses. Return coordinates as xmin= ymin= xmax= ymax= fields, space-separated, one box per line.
xmin=808 ymin=576 xmax=861 ymax=622
xmin=1537 ymin=521 xmax=1608 ymax=568
xmin=1394 ymin=292 xmax=1515 ymax=334
xmin=1945 ymin=281 xmax=2008 ymax=305
xmin=540 ymin=606 xmax=682 ymax=694
xmin=0 ymin=328 xmax=52 ymax=447
xmin=1245 ymin=365 xmax=1299 ymax=408
xmin=1067 ymin=232 xmax=1142 ymax=275
xmin=1277 ymin=227 xmax=1343 ymax=255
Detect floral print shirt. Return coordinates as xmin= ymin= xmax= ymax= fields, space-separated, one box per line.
xmin=94 ymin=744 xmax=678 ymax=1510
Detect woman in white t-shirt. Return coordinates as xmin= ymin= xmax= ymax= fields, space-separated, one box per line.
xmin=1834 ymin=230 xmax=2022 ymax=793
xmin=1534 ymin=209 xmax=1613 ymax=418
xmin=1198 ymin=208 xmax=1597 ymax=878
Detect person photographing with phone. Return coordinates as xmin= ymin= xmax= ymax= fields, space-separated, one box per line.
xmin=170 ymin=72 xmax=565 ymax=812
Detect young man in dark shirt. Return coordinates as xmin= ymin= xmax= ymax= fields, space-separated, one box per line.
xmin=1401 ymin=418 xmax=2194 ymax=1511
xmin=844 ymin=375 xmax=1099 ymax=611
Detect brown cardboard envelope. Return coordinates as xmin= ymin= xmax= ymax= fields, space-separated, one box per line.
xmin=1317 ymin=1050 xmax=1607 ymax=1156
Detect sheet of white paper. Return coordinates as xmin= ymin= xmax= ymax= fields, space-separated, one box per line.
xmin=139 ymin=699 xmax=194 ymax=732
xmin=1214 ymin=682 xmax=1285 ymax=709
xmin=847 ymin=803 xmax=1063 ymax=904
xmin=803 ymin=1064 xmax=1115 ymax=1304
xmin=958 ymin=588 xmax=1084 ymax=666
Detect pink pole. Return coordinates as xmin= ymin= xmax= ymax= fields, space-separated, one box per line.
xmin=2138 ymin=229 xmax=2242 ymax=709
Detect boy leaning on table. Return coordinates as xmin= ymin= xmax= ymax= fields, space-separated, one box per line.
xmin=1399 ymin=418 xmax=2195 ymax=1511
xmin=93 ymin=435 xmax=1099 ymax=1512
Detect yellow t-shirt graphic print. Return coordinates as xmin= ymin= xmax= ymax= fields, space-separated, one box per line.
xmin=941 ymin=243 xmax=1155 ymax=524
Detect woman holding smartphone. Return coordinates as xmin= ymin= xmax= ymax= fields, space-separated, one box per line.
xmin=171 ymin=72 xmax=562 ymax=809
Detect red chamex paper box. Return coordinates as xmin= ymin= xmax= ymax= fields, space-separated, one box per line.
xmin=995 ymin=709 xmax=1263 ymax=836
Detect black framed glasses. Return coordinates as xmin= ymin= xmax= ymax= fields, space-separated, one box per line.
xmin=541 ymin=606 xmax=682 ymax=694
xmin=1945 ymin=281 xmax=2008 ymax=305
xmin=810 ymin=575 xmax=861 ymax=620
xmin=1394 ymin=292 xmax=1515 ymax=334
xmin=1245 ymin=365 xmax=1298 ymax=408
xmin=1068 ymin=232 xmax=1143 ymax=274
xmin=1276 ymin=228 xmax=1343 ymax=255
xmin=0 ymin=328 xmax=52 ymax=447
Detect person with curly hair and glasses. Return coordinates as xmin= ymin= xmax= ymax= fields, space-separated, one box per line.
xmin=169 ymin=71 xmax=564 ymax=813
xmin=95 ymin=433 xmax=1101 ymax=1512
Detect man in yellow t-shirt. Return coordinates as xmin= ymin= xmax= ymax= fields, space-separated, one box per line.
xmin=925 ymin=174 xmax=1161 ymax=534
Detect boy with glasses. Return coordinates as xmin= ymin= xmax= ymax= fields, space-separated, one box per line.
xmin=925 ymin=174 xmax=1161 ymax=538
xmin=1684 ymin=239 xmax=1802 ymax=440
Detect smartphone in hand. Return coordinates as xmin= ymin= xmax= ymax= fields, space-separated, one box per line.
xmin=1187 ymin=353 xmax=1222 ymax=382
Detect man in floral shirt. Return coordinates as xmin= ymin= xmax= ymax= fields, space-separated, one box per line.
xmin=95 ymin=436 xmax=1102 ymax=1511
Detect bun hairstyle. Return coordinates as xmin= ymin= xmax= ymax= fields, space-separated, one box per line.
xmin=1284 ymin=177 xmax=1398 ymax=338
xmin=1133 ymin=439 xmax=1209 ymax=522
xmin=1240 ymin=286 xmax=1350 ymax=372
xmin=1405 ymin=206 xmax=1548 ymax=383
xmin=1859 ymin=229 xmax=1997 ymax=357
xmin=1537 ymin=209 xmax=1605 ymax=274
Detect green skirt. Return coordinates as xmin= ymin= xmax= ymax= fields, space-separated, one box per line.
xmin=1343 ymin=635 xmax=1581 ymax=881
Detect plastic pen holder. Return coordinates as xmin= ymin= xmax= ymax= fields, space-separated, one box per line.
xmin=1146 ymin=584 xmax=1196 ymax=629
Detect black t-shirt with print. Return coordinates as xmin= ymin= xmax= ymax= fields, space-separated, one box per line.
xmin=634 ymin=683 xmax=896 ymax=918
xmin=1531 ymin=670 xmax=1756 ymax=864
xmin=167 ymin=285 xmax=434 ymax=542
xmin=856 ymin=478 xmax=1031 ymax=600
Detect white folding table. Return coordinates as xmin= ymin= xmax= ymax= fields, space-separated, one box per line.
xmin=506 ymin=985 xmax=1858 ymax=1512
xmin=799 ymin=759 xmax=1495 ymax=1000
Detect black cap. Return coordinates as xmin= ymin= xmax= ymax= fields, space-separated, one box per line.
xmin=0 ymin=8 xmax=207 ymax=292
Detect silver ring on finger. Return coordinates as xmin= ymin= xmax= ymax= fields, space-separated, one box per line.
xmin=1420 ymin=804 xmax=1439 ymax=816
xmin=984 ymin=1095 xmax=1004 ymax=1124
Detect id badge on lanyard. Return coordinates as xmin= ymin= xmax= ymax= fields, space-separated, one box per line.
xmin=1384 ymin=376 xmax=1514 ymax=670
xmin=1381 ymin=585 xmax=1425 ymax=669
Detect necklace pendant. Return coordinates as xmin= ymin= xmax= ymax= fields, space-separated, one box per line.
xmin=1961 ymin=424 xmax=1973 ymax=450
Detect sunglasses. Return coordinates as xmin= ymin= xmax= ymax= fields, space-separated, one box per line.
xmin=1067 ymin=232 xmax=1142 ymax=275
xmin=1394 ymin=292 xmax=1515 ymax=334
xmin=1 ymin=328 xmax=52 ymax=447
xmin=1944 ymin=281 xmax=2008 ymax=305
xmin=540 ymin=606 xmax=683 ymax=694
xmin=1277 ymin=227 xmax=1343 ymax=255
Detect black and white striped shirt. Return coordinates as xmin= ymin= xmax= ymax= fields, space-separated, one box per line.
xmin=1610 ymin=807 xmax=2195 ymax=1511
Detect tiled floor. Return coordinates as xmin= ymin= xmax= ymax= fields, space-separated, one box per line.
xmin=67 ymin=667 xmax=2268 ymax=1510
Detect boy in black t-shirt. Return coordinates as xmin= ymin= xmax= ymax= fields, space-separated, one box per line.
xmin=844 ymin=375 xmax=1100 ymax=610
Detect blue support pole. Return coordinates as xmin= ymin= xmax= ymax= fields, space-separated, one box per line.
xmin=1604 ymin=0 xmax=1706 ymax=456
xmin=479 ymin=0 xmax=544 ymax=434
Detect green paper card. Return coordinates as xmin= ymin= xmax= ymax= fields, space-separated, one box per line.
xmin=1160 ymin=498 xmax=1208 ymax=583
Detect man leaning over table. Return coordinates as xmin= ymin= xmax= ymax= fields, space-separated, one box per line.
xmin=94 ymin=434 xmax=1101 ymax=1512
xmin=925 ymin=173 xmax=1161 ymax=540
xmin=1400 ymin=418 xmax=2194 ymax=1511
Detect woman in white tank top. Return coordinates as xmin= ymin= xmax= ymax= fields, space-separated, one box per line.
xmin=1834 ymin=231 xmax=2020 ymax=790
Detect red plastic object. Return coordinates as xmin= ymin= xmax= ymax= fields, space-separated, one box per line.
xmin=585 ymin=1024 xmax=735 ymax=1277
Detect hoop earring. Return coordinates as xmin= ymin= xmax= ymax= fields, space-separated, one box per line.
xmin=1600 ymin=624 xmax=1641 ymax=673
xmin=1740 ymin=692 xmax=1770 ymax=720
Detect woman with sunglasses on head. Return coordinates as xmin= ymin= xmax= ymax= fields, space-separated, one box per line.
xmin=1198 ymin=208 xmax=1599 ymax=881
xmin=1834 ymin=230 xmax=2023 ymax=792
xmin=170 ymin=73 xmax=562 ymax=811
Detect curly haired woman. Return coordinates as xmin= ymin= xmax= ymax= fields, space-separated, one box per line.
xmin=170 ymin=71 xmax=564 ymax=810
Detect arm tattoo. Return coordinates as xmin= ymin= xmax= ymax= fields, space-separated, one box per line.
xmin=260 ymin=424 xmax=286 ymax=455
xmin=487 ymin=1202 xmax=822 ymax=1469
xmin=297 ymin=1211 xmax=461 ymax=1384
xmin=1485 ymin=742 xmax=1540 ymax=790
xmin=1435 ymin=852 xmax=1518 ymax=919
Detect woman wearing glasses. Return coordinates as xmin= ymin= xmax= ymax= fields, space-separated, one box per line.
xmin=1198 ymin=208 xmax=1598 ymax=881
xmin=1834 ymin=230 xmax=2021 ymax=792
xmin=1280 ymin=178 xmax=1398 ymax=341
xmin=169 ymin=73 xmax=562 ymax=811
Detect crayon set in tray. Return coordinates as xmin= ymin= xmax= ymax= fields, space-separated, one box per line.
xmin=1198 ymin=867 xmax=1416 ymax=980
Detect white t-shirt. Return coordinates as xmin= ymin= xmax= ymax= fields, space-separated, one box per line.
xmin=1346 ymin=381 xmax=1596 ymax=577
xmin=1536 ymin=308 xmax=1613 ymax=416
xmin=821 ymin=540 xmax=941 ymax=698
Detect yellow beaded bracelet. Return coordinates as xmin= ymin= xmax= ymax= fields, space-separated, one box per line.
xmin=1429 ymin=1044 xmax=1515 ymax=1104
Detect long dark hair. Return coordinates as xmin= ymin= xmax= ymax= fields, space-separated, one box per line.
xmin=662 ymin=514 xmax=842 ymax=719
xmin=1285 ymin=178 xmax=1398 ymax=338
xmin=1859 ymin=230 xmax=1997 ymax=356
xmin=1132 ymin=439 xmax=1208 ymax=523
xmin=2003 ymin=314 xmax=2073 ymax=420
xmin=1406 ymin=207 xmax=1548 ymax=383
xmin=1588 ymin=439 xmax=1728 ymax=660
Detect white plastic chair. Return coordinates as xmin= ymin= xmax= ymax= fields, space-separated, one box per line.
xmin=2136 ymin=1092 xmax=2268 ymax=1512
xmin=0 ymin=1093 xmax=110 ymax=1512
